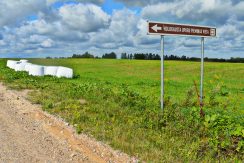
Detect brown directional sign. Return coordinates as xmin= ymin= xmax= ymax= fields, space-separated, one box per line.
xmin=148 ymin=21 xmax=216 ymax=37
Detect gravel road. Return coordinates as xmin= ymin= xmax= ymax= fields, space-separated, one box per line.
xmin=0 ymin=83 xmax=138 ymax=163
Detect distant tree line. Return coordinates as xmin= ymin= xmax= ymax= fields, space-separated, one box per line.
xmin=121 ymin=53 xmax=161 ymax=60
xmin=102 ymin=52 xmax=117 ymax=59
xmin=120 ymin=53 xmax=244 ymax=63
xmin=224 ymin=57 xmax=244 ymax=63
xmin=72 ymin=52 xmax=95 ymax=58
xmin=47 ymin=52 xmax=243 ymax=63
xmin=71 ymin=52 xmax=117 ymax=59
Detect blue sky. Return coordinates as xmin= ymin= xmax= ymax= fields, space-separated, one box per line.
xmin=0 ymin=0 xmax=244 ymax=59
xmin=102 ymin=0 xmax=124 ymax=14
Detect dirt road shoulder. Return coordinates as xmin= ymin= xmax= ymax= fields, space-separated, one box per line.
xmin=0 ymin=83 xmax=138 ymax=162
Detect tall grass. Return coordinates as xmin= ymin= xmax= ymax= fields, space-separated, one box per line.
xmin=0 ymin=59 xmax=243 ymax=162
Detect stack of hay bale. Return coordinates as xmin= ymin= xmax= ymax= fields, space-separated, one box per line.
xmin=6 ymin=60 xmax=73 ymax=78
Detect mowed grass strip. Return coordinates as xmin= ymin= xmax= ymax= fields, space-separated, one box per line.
xmin=0 ymin=59 xmax=243 ymax=162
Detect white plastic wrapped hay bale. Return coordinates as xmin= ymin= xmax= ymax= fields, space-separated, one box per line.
xmin=14 ymin=63 xmax=27 ymax=71
xmin=44 ymin=66 xmax=59 ymax=76
xmin=7 ymin=60 xmax=19 ymax=69
xmin=24 ymin=63 xmax=32 ymax=72
xmin=28 ymin=65 xmax=44 ymax=76
xmin=43 ymin=66 xmax=48 ymax=74
xmin=6 ymin=60 xmax=13 ymax=68
xmin=56 ymin=66 xmax=73 ymax=78
xmin=20 ymin=59 xmax=28 ymax=63
xmin=7 ymin=60 xmax=15 ymax=68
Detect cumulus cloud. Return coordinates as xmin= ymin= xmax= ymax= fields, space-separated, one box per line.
xmin=0 ymin=0 xmax=47 ymax=26
xmin=59 ymin=4 xmax=110 ymax=32
xmin=2 ymin=2 xmax=109 ymax=52
xmin=0 ymin=0 xmax=243 ymax=58
xmin=16 ymin=20 xmax=56 ymax=36
xmin=233 ymin=1 xmax=244 ymax=18
xmin=47 ymin=0 xmax=104 ymax=5
xmin=0 ymin=0 xmax=105 ymax=27
xmin=89 ymin=8 xmax=139 ymax=49
xmin=141 ymin=0 xmax=232 ymax=23
xmin=115 ymin=0 xmax=170 ymax=6
xmin=134 ymin=19 xmax=159 ymax=46
xmin=219 ymin=24 xmax=239 ymax=39
xmin=41 ymin=39 xmax=55 ymax=48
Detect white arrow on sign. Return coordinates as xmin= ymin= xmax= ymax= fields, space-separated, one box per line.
xmin=151 ymin=24 xmax=162 ymax=32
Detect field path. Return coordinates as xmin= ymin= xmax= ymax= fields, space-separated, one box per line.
xmin=0 ymin=83 xmax=137 ymax=163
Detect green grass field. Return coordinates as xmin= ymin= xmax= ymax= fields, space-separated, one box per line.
xmin=0 ymin=59 xmax=243 ymax=162
xmin=29 ymin=59 xmax=244 ymax=102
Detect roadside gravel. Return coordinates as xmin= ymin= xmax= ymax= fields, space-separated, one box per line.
xmin=0 ymin=83 xmax=138 ymax=163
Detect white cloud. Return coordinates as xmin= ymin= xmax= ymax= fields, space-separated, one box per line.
xmin=41 ymin=39 xmax=54 ymax=48
xmin=0 ymin=0 xmax=243 ymax=58
xmin=218 ymin=24 xmax=239 ymax=39
xmin=115 ymin=0 xmax=169 ymax=6
xmin=47 ymin=0 xmax=104 ymax=5
xmin=134 ymin=19 xmax=159 ymax=46
xmin=89 ymin=8 xmax=139 ymax=48
xmin=0 ymin=40 xmax=6 ymax=46
xmin=141 ymin=0 xmax=232 ymax=22
xmin=0 ymin=0 xmax=47 ymax=26
xmin=59 ymin=4 xmax=110 ymax=32
xmin=0 ymin=0 xmax=105 ymax=27
xmin=16 ymin=20 xmax=56 ymax=36
xmin=233 ymin=1 xmax=244 ymax=17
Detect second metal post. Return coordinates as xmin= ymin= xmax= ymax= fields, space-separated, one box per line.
xmin=161 ymin=35 xmax=165 ymax=111
xmin=200 ymin=37 xmax=205 ymax=106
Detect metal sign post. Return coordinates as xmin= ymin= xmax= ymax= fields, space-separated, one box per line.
xmin=200 ymin=37 xmax=205 ymax=106
xmin=148 ymin=21 xmax=216 ymax=37
xmin=147 ymin=21 xmax=216 ymax=112
xmin=160 ymin=35 xmax=165 ymax=111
